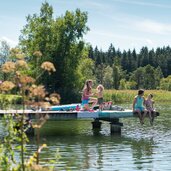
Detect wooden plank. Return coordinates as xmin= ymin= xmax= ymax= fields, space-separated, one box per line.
xmin=0 ymin=109 xmax=160 ymax=120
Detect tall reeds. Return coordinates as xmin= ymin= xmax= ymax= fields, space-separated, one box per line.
xmin=104 ymin=89 xmax=171 ymax=103
xmin=0 ymin=48 xmax=60 ymax=170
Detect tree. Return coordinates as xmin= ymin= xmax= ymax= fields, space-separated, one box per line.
xmin=119 ymin=79 xmax=137 ymax=90
xmin=112 ymin=65 xmax=121 ymax=89
xmin=88 ymin=45 xmax=94 ymax=60
xmin=121 ymin=50 xmax=128 ymax=72
xmin=0 ymin=40 xmax=10 ymax=65
xmin=77 ymin=51 xmax=95 ymax=87
xmin=103 ymin=66 xmax=113 ymax=89
xmin=143 ymin=65 xmax=155 ymax=89
xmin=160 ymin=75 xmax=171 ymax=91
xmin=0 ymin=41 xmax=11 ymax=80
xmin=106 ymin=43 xmax=115 ymax=66
xmin=131 ymin=49 xmax=138 ymax=71
xmin=139 ymin=47 xmax=149 ymax=67
xmin=130 ymin=67 xmax=145 ymax=89
xmin=154 ymin=66 xmax=163 ymax=89
xmin=94 ymin=46 xmax=102 ymax=66
xmin=19 ymin=2 xmax=89 ymax=103
xmin=95 ymin=64 xmax=106 ymax=85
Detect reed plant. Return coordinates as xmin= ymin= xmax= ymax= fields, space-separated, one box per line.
xmin=0 ymin=48 xmax=60 ymax=170
xmin=104 ymin=89 xmax=171 ymax=103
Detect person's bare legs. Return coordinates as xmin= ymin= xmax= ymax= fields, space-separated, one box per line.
xmin=151 ymin=110 xmax=155 ymax=124
xmin=148 ymin=110 xmax=153 ymax=125
xmin=135 ymin=109 xmax=143 ymax=124
xmin=99 ymin=104 xmax=103 ymax=111
xmin=83 ymin=104 xmax=90 ymax=111
xmin=141 ymin=110 xmax=147 ymax=124
xmin=89 ymin=97 xmax=97 ymax=109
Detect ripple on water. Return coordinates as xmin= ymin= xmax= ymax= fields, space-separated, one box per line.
xmin=0 ymin=103 xmax=171 ymax=170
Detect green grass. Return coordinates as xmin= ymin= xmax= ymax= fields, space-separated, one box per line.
xmin=103 ymin=90 xmax=171 ymax=103
xmin=1 ymin=90 xmax=171 ymax=107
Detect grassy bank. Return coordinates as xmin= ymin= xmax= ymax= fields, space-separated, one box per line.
xmin=1 ymin=90 xmax=171 ymax=107
xmin=104 ymin=90 xmax=171 ymax=103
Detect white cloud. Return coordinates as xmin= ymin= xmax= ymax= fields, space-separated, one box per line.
xmin=0 ymin=37 xmax=18 ymax=47
xmin=135 ymin=20 xmax=171 ymax=35
xmin=85 ymin=30 xmax=150 ymax=51
xmin=146 ymin=39 xmax=154 ymax=45
xmin=85 ymin=1 xmax=108 ymax=9
xmin=88 ymin=30 xmax=143 ymax=41
xmin=112 ymin=0 xmax=171 ymax=9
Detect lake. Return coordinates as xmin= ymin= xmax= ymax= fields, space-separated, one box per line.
xmin=1 ymin=102 xmax=171 ymax=170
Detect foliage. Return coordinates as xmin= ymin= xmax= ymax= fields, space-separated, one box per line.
xmin=0 ymin=44 xmax=59 ymax=170
xmin=88 ymin=45 xmax=171 ymax=90
xmin=95 ymin=64 xmax=106 ymax=85
xmin=119 ymin=79 xmax=137 ymax=90
xmin=0 ymin=114 xmax=18 ymax=170
xmin=19 ymin=2 xmax=89 ymax=103
xmin=77 ymin=50 xmax=96 ymax=87
xmin=159 ymin=75 xmax=171 ymax=91
xmin=0 ymin=40 xmax=10 ymax=65
xmin=103 ymin=66 xmax=113 ymax=89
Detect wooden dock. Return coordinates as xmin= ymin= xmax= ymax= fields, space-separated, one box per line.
xmin=0 ymin=109 xmax=159 ymax=134
xmin=0 ymin=109 xmax=159 ymax=119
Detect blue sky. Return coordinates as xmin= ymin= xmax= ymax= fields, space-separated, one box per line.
xmin=1 ymin=0 xmax=171 ymax=52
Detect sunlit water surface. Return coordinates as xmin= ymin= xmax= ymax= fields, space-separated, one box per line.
xmin=0 ymin=103 xmax=171 ymax=170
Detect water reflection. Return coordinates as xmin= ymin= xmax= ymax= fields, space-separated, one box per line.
xmin=26 ymin=129 xmax=157 ymax=170
xmin=0 ymin=102 xmax=171 ymax=170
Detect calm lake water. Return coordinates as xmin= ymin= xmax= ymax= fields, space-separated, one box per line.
xmin=1 ymin=102 xmax=171 ymax=170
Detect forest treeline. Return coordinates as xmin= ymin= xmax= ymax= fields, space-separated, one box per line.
xmin=0 ymin=2 xmax=171 ymax=103
xmin=88 ymin=44 xmax=171 ymax=91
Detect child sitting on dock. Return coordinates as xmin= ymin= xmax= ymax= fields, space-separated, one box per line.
xmin=132 ymin=89 xmax=147 ymax=125
xmin=145 ymin=94 xmax=155 ymax=125
xmin=96 ymin=84 xmax=104 ymax=110
xmin=81 ymin=79 xmax=97 ymax=111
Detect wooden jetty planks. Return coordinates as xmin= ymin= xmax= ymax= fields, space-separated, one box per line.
xmin=0 ymin=109 xmax=159 ymax=120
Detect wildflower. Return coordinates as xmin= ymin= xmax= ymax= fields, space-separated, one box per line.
xmin=10 ymin=48 xmax=21 ymax=56
xmin=2 ymin=61 xmax=16 ymax=73
xmin=50 ymin=96 xmax=60 ymax=105
xmin=10 ymin=48 xmax=25 ymax=59
xmin=0 ymin=81 xmax=15 ymax=91
xmin=15 ymin=53 xmax=25 ymax=59
xmin=19 ymin=76 xmax=35 ymax=85
xmin=50 ymin=93 xmax=60 ymax=105
xmin=44 ymin=97 xmax=50 ymax=101
xmin=29 ymin=85 xmax=46 ymax=99
xmin=33 ymin=51 xmax=42 ymax=58
xmin=16 ymin=71 xmax=21 ymax=77
xmin=41 ymin=102 xmax=51 ymax=109
xmin=41 ymin=61 xmax=56 ymax=74
xmin=18 ymin=83 xmax=22 ymax=88
xmin=16 ymin=60 xmax=28 ymax=69
xmin=50 ymin=93 xmax=60 ymax=100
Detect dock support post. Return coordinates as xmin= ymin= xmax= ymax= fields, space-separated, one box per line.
xmin=92 ymin=119 xmax=102 ymax=129
xmin=110 ymin=119 xmax=123 ymax=134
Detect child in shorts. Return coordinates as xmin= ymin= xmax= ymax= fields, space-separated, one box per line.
xmin=96 ymin=84 xmax=104 ymax=110
xmin=145 ymin=94 xmax=155 ymax=125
